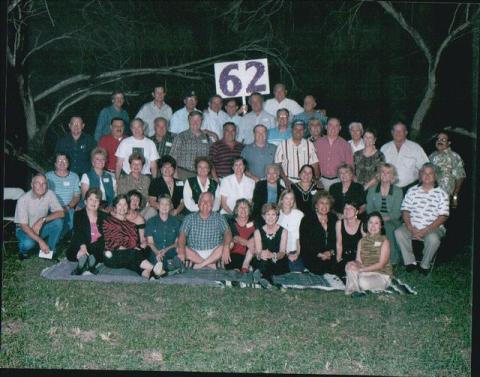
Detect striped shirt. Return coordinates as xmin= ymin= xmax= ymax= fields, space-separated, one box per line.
xmin=209 ymin=140 xmax=244 ymax=178
xmin=103 ymin=216 xmax=138 ymax=250
xmin=45 ymin=170 xmax=80 ymax=206
xmin=401 ymin=185 xmax=449 ymax=229
xmin=275 ymin=138 xmax=318 ymax=179
xmin=180 ymin=212 xmax=228 ymax=250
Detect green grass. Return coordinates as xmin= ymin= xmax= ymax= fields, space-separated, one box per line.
xmin=0 ymin=242 xmax=472 ymax=375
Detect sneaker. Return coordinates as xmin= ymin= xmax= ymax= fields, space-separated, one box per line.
xmin=81 ymin=270 xmax=93 ymax=276
xmin=418 ymin=266 xmax=430 ymax=276
xmin=405 ymin=264 xmax=417 ymax=272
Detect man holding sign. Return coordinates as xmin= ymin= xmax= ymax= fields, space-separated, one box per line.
xmin=214 ymin=59 xmax=274 ymax=145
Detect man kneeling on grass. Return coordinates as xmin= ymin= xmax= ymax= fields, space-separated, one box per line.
xmin=177 ymin=192 xmax=232 ymax=269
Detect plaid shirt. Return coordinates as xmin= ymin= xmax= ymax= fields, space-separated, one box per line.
xmin=149 ymin=132 xmax=174 ymax=158
xmin=170 ymin=130 xmax=210 ymax=172
xmin=180 ymin=211 xmax=228 ymax=250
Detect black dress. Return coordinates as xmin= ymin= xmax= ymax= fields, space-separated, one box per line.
xmin=253 ymin=226 xmax=289 ymax=279
xmin=299 ymin=212 xmax=337 ymax=274
xmin=291 ymin=182 xmax=321 ymax=218
xmin=336 ymin=220 xmax=363 ymax=275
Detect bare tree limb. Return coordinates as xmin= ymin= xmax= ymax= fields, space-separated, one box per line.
xmin=7 ymin=0 xmax=22 ymax=14
xmin=43 ymin=0 xmax=55 ymax=26
xmin=21 ymin=34 xmax=75 ymax=65
xmin=378 ymin=1 xmax=433 ymax=65
xmin=448 ymin=4 xmax=462 ymax=35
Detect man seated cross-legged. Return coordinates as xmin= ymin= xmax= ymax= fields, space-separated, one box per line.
xmin=177 ymin=192 xmax=232 ymax=269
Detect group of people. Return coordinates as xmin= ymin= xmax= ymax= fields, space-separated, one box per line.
xmin=13 ymin=83 xmax=466 ymax=294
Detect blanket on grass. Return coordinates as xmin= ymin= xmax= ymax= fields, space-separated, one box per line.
xmin=40 ymin=259 xmax=416 ymax=294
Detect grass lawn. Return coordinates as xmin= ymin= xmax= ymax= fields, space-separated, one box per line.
xmin=0 ymin=242 xmax=472 ymax=375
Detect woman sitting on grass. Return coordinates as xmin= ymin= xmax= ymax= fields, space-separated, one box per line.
xmin=224 ymin=199 xmax=256 ymax=272
xmin=253 ymin=203 xmax=289 ymax=285
xmin=299 ymin=191 xmax=337 ymax=275
xmin=126 ymin=190 xmax=147 ymax=248
xmin=277 ymin=189 xmax=305 ymax=272
xmin=345 ymin=211 xmax=393 ymax=295
xmin=67 ymin=188 xmax=107 ymax=275
xmin=335 ymin=200 xmax=365 ymax=278
xmin=102 ymin=194 xmax=163 ymax=279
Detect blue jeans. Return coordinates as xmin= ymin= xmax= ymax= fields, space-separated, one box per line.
xmin=16 ymin=219 xmax=63 ymax=256
xmin=288 ymin=255 xmax=306 ymax=272
xmin=61 ymin=208 xmax=75 ymax=238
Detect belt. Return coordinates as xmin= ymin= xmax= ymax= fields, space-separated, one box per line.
xmin=321 ymin=175 xmax=337 ymax=180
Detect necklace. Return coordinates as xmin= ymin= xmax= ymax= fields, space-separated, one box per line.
xmin=264 ymin=226 xmax=277 ymax=240
xmin=296 ymin=182 xmax=314 ymax=202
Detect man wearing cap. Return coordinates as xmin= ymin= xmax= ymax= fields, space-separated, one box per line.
xmin=170 ymin=110 xmax=211 ymax=180
xmin=264 ymin=83 xmax=303 ymax=121
xmin=314 ymin=117 xmax=353 ymax=191
xmin=202 ymin=95 xmax=229 ymax=141
xmin=292 ymin=95 xmax=328 ymax=136
xmin=238 ymin=92 xmax=276 ymax=145
xmin=275 ymin=120 xmax=319 ymax=189
xmin=169 ymin=90 xmax=199 ymax=134
xmin=135 ymin=86 xmax=173 ymax=137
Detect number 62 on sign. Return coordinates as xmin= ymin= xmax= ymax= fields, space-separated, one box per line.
xmin=214 ymin=59 xmax=270 ymax=99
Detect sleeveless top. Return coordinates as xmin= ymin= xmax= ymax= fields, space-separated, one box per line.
xmin=359 ymin=234 xmax=393 ymax=277
xmin=86 ymin=169 xmax=115 ymax=206
xmin=341 ymin=220 xmax=363 ymax=261
xmin=259 ymin=225 xmax=283 ymax=254
xmin=187 ymin=176 xmax=218 ymax=204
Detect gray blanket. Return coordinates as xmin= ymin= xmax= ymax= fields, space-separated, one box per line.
xmin=40 ymin=259 xmax=345 ymax=290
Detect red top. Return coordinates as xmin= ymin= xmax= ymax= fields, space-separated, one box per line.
xmin=90 ymin=222 xmax=102 ymax=243
xmin=231 ymin=222 xmax=255 ymax=255
xmin=98 ymin=134 xmax=123 ymax=172
xmin=314 ymin=136 xmax=353 ymax=178
xmin=103 ymin=216 xmax=138 ymax=250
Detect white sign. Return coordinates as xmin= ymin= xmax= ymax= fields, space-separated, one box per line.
xmin=214 ymin=59 xmax=270 ymax=99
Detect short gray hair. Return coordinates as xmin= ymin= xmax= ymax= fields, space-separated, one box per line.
xmin=348 ymin=122 xmax=363 ymax=132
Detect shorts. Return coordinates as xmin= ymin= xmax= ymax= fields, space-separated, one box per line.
xmin=195 ymin=248 xmax=216 ymax=259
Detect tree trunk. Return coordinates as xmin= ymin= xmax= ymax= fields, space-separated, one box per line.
xmin=17 ymin=73 xmax=37 ymax=143
xmin=410 ymin=69 xmax=436 ymax=140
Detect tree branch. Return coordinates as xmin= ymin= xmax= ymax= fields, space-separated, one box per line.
xmin=21 ymin=34 xmax=75 ymax=65
xmin=378 ymin=1 xmax=433 ymax=65
xmin=7 ymin=0 xmax=22 ymax=14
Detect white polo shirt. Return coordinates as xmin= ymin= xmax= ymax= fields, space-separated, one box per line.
xmin=401 ymin=185 xmax=449 ymax=229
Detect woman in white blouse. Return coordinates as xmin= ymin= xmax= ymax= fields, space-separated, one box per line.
xmin=183 ymin=156 xmax=221 ymax=212
xmin=220 ymin=157 xmax=255 ymax=215
xmin=277 ymin=189 xmax=305 ymax=272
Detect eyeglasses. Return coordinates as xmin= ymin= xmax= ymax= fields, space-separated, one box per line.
xmin=437 ymin=138 xmax=449 ymax=142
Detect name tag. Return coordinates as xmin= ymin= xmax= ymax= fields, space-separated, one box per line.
xmin=80 ymin=144 xmax=85 ymax=149
xmin=63 ymin=181 xmax=71 ymax=186
xmin=103 ymin=178 xmax=110 ymax=183
xmin=201 ymin=139 xmax=208 ymax=144
xmin=311 ymin=190 xmax=317 ymax=195
xmin=176 ymin=181 xmax=184 ymax=186
xmin=246 ymin=222 xmax=254 ymax=228
xmin=374 ymin=241 xmax=382 ymax=247
xmin=165 ymin=142 xmax=172 ymax=147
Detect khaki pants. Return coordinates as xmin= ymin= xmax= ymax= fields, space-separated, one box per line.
xmin=394 ymin=223 xmax=446 ymax=269
xmin=345 ymin=269 xmax=391 ymax=295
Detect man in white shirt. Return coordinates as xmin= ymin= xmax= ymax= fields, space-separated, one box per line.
xmin=135 ymin=86 xmax=173 ymax=137
xmin=169 ymin=91 xmax=199 ymax=134
xmin=395 ymin=163 xmax=449 ymax=274
xmin=238 ymin=92 xmax=276 ymax=145
xmin=224 ymin=98 xmax=243 ymax=141
xmin=275 ymin=120 xmax=319 ymax=189
xmin=202 ymin=95 xmax=229 ymax=141
xmin=115 ymin=118 xmax=159 ymax=179
xmin=380 ymin=122 xmax=429 ymax=193
xmin=264 ymin=83 xmax=303 ymax=121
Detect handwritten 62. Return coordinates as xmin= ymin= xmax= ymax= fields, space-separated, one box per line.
xmin=214 ymin=59 xmax=270 ymax=98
